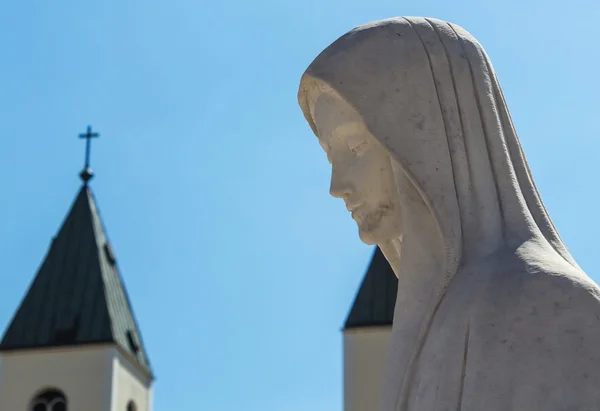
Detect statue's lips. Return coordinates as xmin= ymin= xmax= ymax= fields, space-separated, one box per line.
xmin=346 ymin=203 xmax=364 ymax=214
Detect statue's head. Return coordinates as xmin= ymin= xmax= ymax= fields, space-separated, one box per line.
xmin=298 ymin=17 xmax=579 ymax=273
xmin=306 ymin=81 xmax=403 ymax=245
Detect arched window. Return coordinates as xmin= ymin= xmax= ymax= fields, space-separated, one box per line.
xmin=31 ymin=389 xmax=67 ymax=411
xmin=126 ymin=400 xmax=137 ymax=411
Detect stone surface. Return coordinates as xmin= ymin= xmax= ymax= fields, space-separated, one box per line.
xmin=298 ymin=17 xmax=600 ymax=411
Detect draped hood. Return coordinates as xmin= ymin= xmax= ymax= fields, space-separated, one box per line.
xmin=298 ymin=17 xmax=580 ymax=278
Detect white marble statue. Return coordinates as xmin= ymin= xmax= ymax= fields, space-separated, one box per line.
xmin=298 ymin=17 xmax=600 ymax=411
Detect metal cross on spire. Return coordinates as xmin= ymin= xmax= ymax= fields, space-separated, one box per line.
xmin=78 ymin=125 xmax=100 ymax=183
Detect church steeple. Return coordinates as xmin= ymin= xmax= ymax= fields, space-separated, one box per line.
xmin=1 ymin=126 xmax=151 ymax=372
xmin=342 ymin=248 xmax=397 ymax=411
xmin=0 ymin=185 xmax=151 ymax=374
xmin=344 ymin=247 xmax=397 ymax=329
xmin=0 ymin=128 xmax=153 ymax=411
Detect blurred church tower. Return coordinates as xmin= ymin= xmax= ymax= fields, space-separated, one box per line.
xmin=343 ymin=247 xmax=398 ymax=411
xmin=0 ymin=127 xmax=153 ymax=411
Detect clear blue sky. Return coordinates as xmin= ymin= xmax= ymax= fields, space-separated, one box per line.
xmin=0 ymin=0 xmax=598 ymax=410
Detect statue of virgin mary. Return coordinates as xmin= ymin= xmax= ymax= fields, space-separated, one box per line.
xmin=298 ymin=17 xmax=600 ymax=411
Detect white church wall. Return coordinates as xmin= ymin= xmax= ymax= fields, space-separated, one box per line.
xmin=343 ymin=326 xmax=392 ymax=411
xmin=0 ymin=344 xmax=113 ymax=411
xmin=0 ymin=356 xmax=4 ymax=399
xmin=111 ymin=348 xmax=153 ymax=411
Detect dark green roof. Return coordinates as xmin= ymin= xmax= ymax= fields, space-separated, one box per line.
xmin=344 ymin=247 xmax=398 ymax=329
xmin=1 ymin=185 xmax=152 ymax=376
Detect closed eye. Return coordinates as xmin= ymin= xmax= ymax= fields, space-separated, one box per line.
xmin=348 ymin=138 xmax=367 ymax=154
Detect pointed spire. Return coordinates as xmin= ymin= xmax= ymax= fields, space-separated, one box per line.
xmin=78 ymin=125 xmax=100 ymax=184
xmin=0 ymin=185 xmax=152 ymax=378
xmin=344 ymin=247 xmax=398 ymax=329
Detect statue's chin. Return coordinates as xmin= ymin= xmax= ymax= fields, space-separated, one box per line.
xmin=358 ymin=229 xmax=378 ymax=245
xmin=356 ymin=217 xmax=401 ymax=246
xmin=355 ymin=213 xmax=380 ymax=244
xmin=357 ymin=223 xmax=388 ymax=245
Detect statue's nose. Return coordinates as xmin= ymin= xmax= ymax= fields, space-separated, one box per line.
xmin=329 ymin=170 xmax=353 ymax=199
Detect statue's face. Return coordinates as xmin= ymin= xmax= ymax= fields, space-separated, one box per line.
xmin=310 ymin=89 xmax=402 ymax=245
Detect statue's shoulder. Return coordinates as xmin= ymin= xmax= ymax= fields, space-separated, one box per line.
xmin=462 ymin=256 xmax=600 ymax=404
xmin=474 ymin=252 xmax=600 ymax=335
